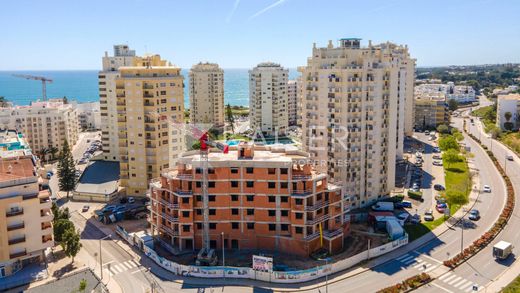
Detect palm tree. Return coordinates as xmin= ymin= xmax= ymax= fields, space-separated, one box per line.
xmin=38 ymin=147 xmax=50 ymax=164
xmin=49 ymin=146 xmax=59 ymax=161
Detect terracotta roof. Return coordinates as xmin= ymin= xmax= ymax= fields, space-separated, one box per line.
xmin=0 ymin=156 xmax=36 ymax=183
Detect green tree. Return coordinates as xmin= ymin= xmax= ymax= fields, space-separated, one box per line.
xmin=38 ymin=147 xmax=50 ymax=165
xmin=53 ymin=218 xmax=75 ymax=244
xmin=505 ymin=111 xmax=513 ymax=122
xmin=489 ymin=125 xmax=502 ymax=138
xmin=437 ymin=124 xmax=450 ymax=135
xmin=448 ymin=99 xmax=459 ymax=111
xmin=79 ymin=279 xmax=87 ymax=293
xmin=62 ymin=229 xmax=82 ymax=263
xmin=57 ymin=140 xmax=76 ymax=199
xmin=446 ymin=190 xmax=468 ymax=207
xmin=49 ymin=146 xmax=59 ymax=161
xmin=51 ymin=202 xmax=70 ymax=223
xmin=439 ymin=135 xmax=459 ymax=151
xmin=226 ymin=103 xmax=235 ymax=133
xmin=442 ymin=149 xmax=461 ymax=169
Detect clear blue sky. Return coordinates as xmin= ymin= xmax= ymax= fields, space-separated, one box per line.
xmin=1 ymin=0 xmax=519 ymax=70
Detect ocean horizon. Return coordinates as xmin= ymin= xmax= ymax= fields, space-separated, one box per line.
xmin=0 ymin=69 xmax=300 ymax=108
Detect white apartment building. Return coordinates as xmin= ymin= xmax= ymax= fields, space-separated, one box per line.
xmin=72 ymin=101 xmax=101 ymax=130
xmin=249 ymin=62 xmax=289 ymax=136
xmin=189 ymin=62 xmax=225 ymax=130
xmin=299 ymin=38 xmax=415 ymax=208
xmin=415 ymin=82 xmax=476 ymax=104
xmin=287 ymin=80 xmax=298 ymax=126
xmin=0 ymin=99 xmax=79 ymax=156
xmin=496 ymin=94 xmax=520 ymax=131
xmin=99 ymin=45 xmax=139 ymax=161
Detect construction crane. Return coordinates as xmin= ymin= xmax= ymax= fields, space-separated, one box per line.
xmin=12 ymin=74 xmax=53 ymax=101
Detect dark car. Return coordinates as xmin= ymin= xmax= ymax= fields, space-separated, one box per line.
xmin=434 ymin=184 xmax=445 ymax=191
xmin=120 ymin=197 xmax=128 ymax=204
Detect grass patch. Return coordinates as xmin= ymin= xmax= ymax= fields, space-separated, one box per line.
xmin=500 ymin=132 xmax=520 ymax=155
xmin=502 ymin=273 xmax=520 ymax=292
xmin=471 ymin=105 xmax=496 ymax=132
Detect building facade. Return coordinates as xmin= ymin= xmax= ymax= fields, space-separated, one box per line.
xmin=0 ymin=132 xmax=53 ymax=278
xmin=299 ymin=38 xmax=415 ymax=208
xmin=72 ymin=101 xmax=102 ymax=131
xmin=496 ymin=94 xmax=520 ymax=131
xmin=0 ymin=99 xmax=79 ymax=157
xmin=414 ymin=93 xmax=449 ymax=130
xmin=287 ymin=80 xmax=298 ymax=126
xmin=189 ymin=63 xmax=225 ymax=130
xmin=115 ymin=55 xmax=185 ymax=196
xmin=415 ymin=82 xmax=476 ymax=104
xmin=249 ymin=62 xmax=289 ymax=136
xmin=149 ymin=143 xmax=349 ymax=257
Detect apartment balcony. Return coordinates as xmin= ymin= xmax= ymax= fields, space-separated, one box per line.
xmin=42 ymin=234 xmax=53 ymax=244
xmin=40 ymin=209 xmax=53 ymax=222
xmin=306 ymin=213 xmax=330 ymax=225
xmin=8 ymin=236 xmax=26 ymax=245
xmin=304 ymin=231 xmax=320 ymax=241
xmin=174 ymin=189 xmax=193 ymax=196
xmin=10 ymin=249 xmax=27 ymax=259
xmin=323 ymin=228 xmax=343 ymax=239
xmin=159 ymin=225 xmax=179 ymax=237
xmin=143 ymin=84 xmax=154 ymax=90
xmin=145 ymin=126 xmax=156 ymax=132
xmin=7 ymin=222 xmax=25 ymax=232
xmin=305 ymin=201 xmax=330 ymax=212
xmin=41 ymin=222 xmax=52 ymax=230
xmin=161 ymin=212 xmax=179 ymax=223
xmin=6 ymin=208 xmax=23 ymax=218
xmin=291 ymin=189 xmax=313 ymax=196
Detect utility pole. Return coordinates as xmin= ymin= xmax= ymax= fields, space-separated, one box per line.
xmin=99 ymin=234 xmax=111 ymax=280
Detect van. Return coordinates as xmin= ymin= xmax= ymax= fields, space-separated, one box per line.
xmin=493 ymin=241 xmax=513 ymax=260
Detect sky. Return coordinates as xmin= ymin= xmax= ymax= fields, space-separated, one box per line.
xmin=1 ymin=0 xmax=519 ymax=70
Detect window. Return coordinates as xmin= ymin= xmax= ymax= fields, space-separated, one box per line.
xmin=231 ymin=194 xmax=238 ymax=201
xmin=247 ymin=209 xmax=254 ymax=215
xmin=232 ymin=222 xmax=239 ymax=229
xmin=182 ymin=225 xmax=190 ymax=232
xmin=268 ymin=196 xmax=276 ymax=203
xmin=231 ymin=208 xmax=239 ymax=215
xmin=247 ymin=223 xmax=255 ymax=230
xmin=208 ymin=168 xmax=215 ymax=174
xmin=196 ymin=209 xmax=202 ymax=215
xmin=196 ymin=223 xmax=202 ymax=229
xmin=196 ymin=182 xmax=201 ymax=188
xmin=196 ymin=195 xmax=202 ymax=202
xmin=269 ymin=224 xmax=276 ymax=231
xmin=246 ymin=181 xmax=254 ymax=188
xmin=281 ymin=210 xmax=288 ymax=217
xmin=268 ymin=182 xmax=276 ymax=189
xmin=246 ymin=167 xmax=254 ymax=174
xmin=196 ymin=168 xmax=202 ymax=174
xmin=246 ymin=195 xmax=254 ymax=202
xmin=281 ymin=182 xmax=288 ymax=189
xmin=231 ymin=181 xmax=239 ymax=188
xmin=208 ymin=182 xmax=215 ymax=188
xmin=280 ymin=168 xmax=288 ymax=175
xmin=231 ymin=168 xmax=239 ymax=174
xmin=182 ymin=211 xmax=190 ymax=217
xmin=268 ymin=210 xmax=276 ymax=217
xmin=281 ymin=196 xmax=288 ymax=203
xmin=182 ymin=197 xmax=189 ymax=204
xmin=295 ymin=227 xmax=303 ymax=234
xmin=268 ymin=168 xmax=276 ymax=175
xmin=209 ymin=223 xmax=217 ymax=230
xmin=209 ymin=209 xmax=216 ymax=215
xmin=208 ymin=195 xmax=216 ymax=202
xmin=295 ymin=213 xmax=303 ymax=219
xmin=295 ymin=198 xmax=303 ymax=205
xmin=281 ymin=224 xmax=289 ymax=231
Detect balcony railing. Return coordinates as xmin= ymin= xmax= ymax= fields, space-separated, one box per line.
xmin=304 ymin=231 xmax=320 ymax=241
xmin=175 ymin=189 xmax=193 ymax=196
xmin=292 ymin=189 xmax=313 ymax=196
xmin=7 ymin=222 xmax=25 ymax=231
xmin=8 ymin=236 xmax=26 ymax=245
xmin=306 ymin=213 xmax=330 ymax=225
xmin=10 ymin=250 xmax=27 ymax=259
xmin=305 ymin=201 xmax=329 ymax=211
xmin=323 ymin=228 xmax=343 ymax=239
xmin=6 ymin=209 xmax=24 ymax=217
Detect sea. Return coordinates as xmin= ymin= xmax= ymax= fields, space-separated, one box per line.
xmin=0 ymin=69 xmax=300 ymax=108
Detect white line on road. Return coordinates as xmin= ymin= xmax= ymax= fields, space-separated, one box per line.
xmin=131 ymin=268 xmax=145 ymax=274
xmin=448 ymin=276 xmax=463 ymax=285
xmin=423 ymin=264 xmax=438 ymax=273
xmin=399 ymin=255 xmax=415 ymax=263
xmin=442 ymin=274 xmax=458 ymax=283
xmin=127 ymin=261 xmax=137 ymax=268
xmin=458 ymin=280 xmax=473 ymax=291
xmin=102 ymin=260 xmax=115 ymax=267
xmin=403 ymin=258 xmax=417 ymax=265
xmin=430 ymin=282 xmax=455 ymax=293
xmin=453 ymin=278 xmax=469 ymax=288
xmin=395 ymin=254 xmax=412 ymax=261
xmin=122 ymin=261 xmax=133 ymax=269
xmin=417 ymin=263 xmax=432 ymax=271
xmin=438 ymin=272 xmax=453 ymax=281
xmin=413 ymin=251 xmax=443 ymax=264
xmin=114 ymin=264 xmax=124 ymax=273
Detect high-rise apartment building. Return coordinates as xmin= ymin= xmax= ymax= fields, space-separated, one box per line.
xmin=0 ymin=99 xmax=79 ymax=157
xmin=287 ymin=80 xmax=298 ymax=126
xmin=0 ymin=131 xmax=53 ymax=277
xmin=189 ymin=62 xmax=224 ymax=130
xmin=99 ymin=45 xmax=139 ymax=161
xmin=115 ymin=55 xmax=185 ymax=196
xmin=249 ymin=62 xmax=289 ymax=136
xmin=149 ymin=142 xmax=349 ymax=256
xmin=299 ymin=38 xmax=415 ymax=208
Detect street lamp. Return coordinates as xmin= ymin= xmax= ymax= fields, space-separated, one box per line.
xmin=318 ymin=257 xmax=331 ymax=293
xmin=221 ymin=232 xmax=225 ymax=267
xmin=99 ymin=234 xmax=111 ymax=280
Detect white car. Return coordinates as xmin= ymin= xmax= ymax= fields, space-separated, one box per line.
xmin=483 ymin=185 xmax=492 ymax=193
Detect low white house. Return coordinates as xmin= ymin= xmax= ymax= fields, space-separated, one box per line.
xmin=496 ymin=94 xmax=520 ymax=131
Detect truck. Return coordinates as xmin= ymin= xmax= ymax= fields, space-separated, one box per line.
xmin=371 ymin=202 xmax=394 ymax=212
xmin=386 ymin=219 xmax=405 ymax=240
xmin=493 ymin=241 xmax=513 ymax=260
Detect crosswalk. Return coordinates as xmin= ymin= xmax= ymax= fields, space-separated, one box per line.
xmin=438 ymin=271 xmax=482 ymax=292
xmin=395 ymin=253 xmax=439 ymax=273
xmin=104 ymin=260 xmax=140 ymax=276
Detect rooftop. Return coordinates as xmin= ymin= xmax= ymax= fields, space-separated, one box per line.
xmin=498 ymin=93 xmax=520 ymax=101
xmin=75 ymin=160 xmax=120 ymax=195
xmin=0 ymin=156 xmax=36 ymax=184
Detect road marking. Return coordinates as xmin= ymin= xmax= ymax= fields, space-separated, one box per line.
xmin=465 ymin=285 xmax=479 ymax=293
xmin=131 ymin=260 xmax=140 ymax=267
xmin=403 ymin=258 xmax=417 ymax=265
xmin=398 ymin=255 xmax=414 ymax=263
xmin=126 ymin=261 xmax=137 ymax=268
xmin=114 ymin=264 xmax=124 ymax=273
xmin=395 ymin=254 xmax=411 ymax=261
xmin=417 ymin=263 xmax=432 ymax=271
xmin=108 ymin=266 xmax=118 ymax=275
xmin=131 ymin=268 xmax=144 ymax=274
xmin=430 ymin=282 xmax=454 ymax=293
xmin=458 ymin=280 xmax=473 ymax=290
xmin=413 ymin=252 xmax=443 ymax=264
xmin=442 ymin=274 xmax=458 ymax=283
xmin=454 ymin=279 xmax=470 ymax=289
xmin=102 ymin=260 xmax=114 ymax=267
xmin=423 ymin=264 xmax=437 ymax=273
xmin=122 ymin=261 xmax=133 ymax=269
xmin=448 ymin=276 xmax=462 ymax=285
xmin=438 ymin=272 xmax=453 ymax=281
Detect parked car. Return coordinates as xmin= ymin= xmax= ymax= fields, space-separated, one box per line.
xmin=483 ymin=185 xmax=492 ymax=193
xmin=433 ymin=154 xmax=442 ymax=159
xmin=410 ymin=214 xmax=421 ymax=224
xmin=397 ymin=212 xmax=410 ymax=222
xmin=82 ymin=205 xmax=90 ymax=212
xmin=401 ymin=201 xmax=412 ymax=208
xmin=424 ymin=209 xmax=434 ymax=221
xmin=128 ymin=197 xmax=135 ymax=204
xmin=436 ymin=203 xmax=448 ymax=213
xmin=433 ymin=160 xmax=443 ymax=166
xmin=468 ymin=209 xmax=480 ymax=221
xmin=434 ymin=184 xmax=445 ymax=191
xmin=433 ymin=147 xmax=440 ymax=153
xmin=102 ymin=205 xmax=117 ymax=212
xmin=507 ymin=155 xmax=514 ymax=161
xmin=425 ymin=131 xmax=430 ymax=136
